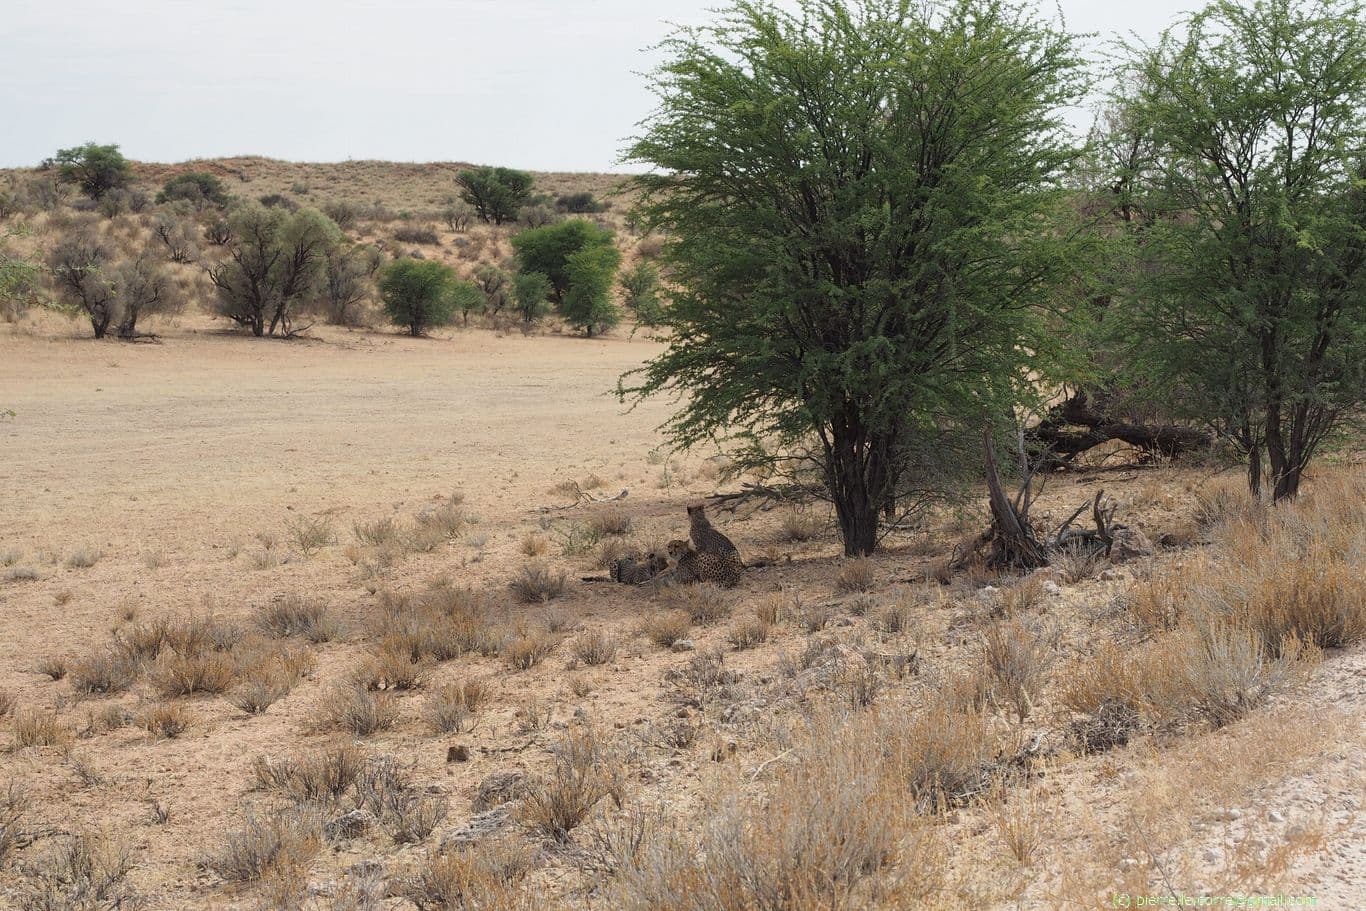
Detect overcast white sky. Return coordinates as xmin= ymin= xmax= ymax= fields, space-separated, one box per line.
xmin=0 ymin=0 xmax=1200 ymax=171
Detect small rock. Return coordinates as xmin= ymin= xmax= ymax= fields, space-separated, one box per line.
xmin=1203 ymin=847 xmax=1223 ymax=865
xmin=1098 ymin=568 xmax=1125 ymax=582
xmin=1041 ymin=581 xmax=1062 ymax=596
xmin=1119 ymin=857 xmax=1138 ymax=871
xmin=446 ymin=744 xmax=470 ymax=763
xmin=1267 ymin=809 xmax=1286 ymax=823
xmin=671 ymin=639 xmax=696 ymax=652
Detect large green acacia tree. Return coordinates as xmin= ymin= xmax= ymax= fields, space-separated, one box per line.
xmin=623 ymin=0 xmax=1088 ymax=555
xmin=1114 ymin=0 xmax=1366 ymax=501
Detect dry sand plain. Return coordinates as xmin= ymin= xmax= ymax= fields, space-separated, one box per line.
xmin=1 ymin=318 xmax=1363 ymax=909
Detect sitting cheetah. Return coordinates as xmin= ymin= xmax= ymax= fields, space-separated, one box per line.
xmin=666 ymin=539 xmax=741 ymax=588
xmin=688 ymin=504 xmax=740 ymax=559
xmin=609 ymin=551 xmax=668 ymax=585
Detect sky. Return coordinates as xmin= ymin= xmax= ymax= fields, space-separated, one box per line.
xmin=0 ymin=0 xmax=1201 ymax=172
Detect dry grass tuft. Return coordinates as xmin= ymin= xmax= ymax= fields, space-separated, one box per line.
xmin=641 ymin=609 xmax=693 ymax=648
xmin=520 ymin=532 xmax=549 ymax=557
xmin=36 ymin=656 xmax=68 ymax=681
xmin=63 ymin=547 xmax=103 ymax=569
xmin=357 ymin=642 xmax=426 ymax=691
xmin=510 ymin=563 xmax=566 ymax=604
xmin=254 ymin=595 xmax=340 ymax=642
xmin=571 ymin=629 xmax=618 ymax=666
xmin=727 ymin=615 xmax=771 ymax=650
xmin=587 ymin=509 xmax=633 ymax=537
xmin=979 ymin=619 xmax=1051 ymax=722
xmin=400 ymin=840 xmax=536 ymax=910
xmin=15 ymin=832 xmax=135 ymax=909
xmin=140 ymin=702 xmax=193 ymax=739
xmin=353 ymin=757 xmax=449 ymax=844
xmin=208 ymin=805 xmax=323 ymax=884
xmin=0 ymin=689 xmax=13 ymax=719
xmin=287 ymin=514 xmax=336 ymax=555
xmin=658 ymin=584 xmax=732 ymax=624
xmin=254 ymin=744 xmax=367 ymax=803
xmin=779 ymin=506 xmax=820 ymax=542
xmin=836 ymin=557 xmax=875 ymax=592
xmin=69 ymin=650 xmax=137 ymax=695
xmin=503 ymin=625 xmax=559 ymax=670
xmin=425 ymin=679 xmax=489 ymax=733
xmin=519 ymin=726 xmax=623 ymax=842
xmin=10 ymin=708 xmax=73 ymax=751
xmin=321 ymin=684 xmax=397 ymax=736
xmin=148 ymin=648 xmax=236 ymax=697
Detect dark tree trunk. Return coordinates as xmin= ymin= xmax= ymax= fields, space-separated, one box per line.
xmin=821 ymin=418 xmax=889 ymax=557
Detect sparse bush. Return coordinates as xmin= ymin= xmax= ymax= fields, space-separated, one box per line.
xmin=520 ymin=203 xmax=561 ymax=228
xmin=393 ymin=224 xmax=440 ymax=246
xmin=318 ymin=242 xmax=379 ymax=326
xmin=14 ymin=831 xmax=134 ymax=909
xmin=69 ymin=650 xmax=136 ymax=695
xmin=287 ymin=514 xmax=335 ymax=555
xmin=510 ymin=563 xmax=566 ymax=604
xmin=727 ymin=616 xmax=770 ymax=650
xmin=322 ymin=684 xmax=396 ymax=736
xmin=357 ymin=643 xmax=426 ymax=691
xmin=10 ymin=708 xmax=72 ymax=750
xmin=153 ymin=212 xmax=200 ymax=263
xmin=440 ymin=198 xmax=474 ymax=232
xmin=140 ymin=702 xmax=193 ymax=738
xmin=557 ymin=191 xmax=608 ymax=214
xmin=503 ymin=625 xmax=559 ymax=670
xmin=587 ymin=510 xmax=632 ymax=537
xmin=208 ymin=805 xmax=323 ymax=884
xmin=401 ymin=840 xmax=535 ymax=910
xmin=229 ymin=664 xmax=294 ymax=715
xmin=149 ymin=648 xmax=236 ymax=697
xmin=519 ymin=726 xmax=620 ymax=842
xmin=353 ymin=757 xmax=448 ymax=845
xmin=641 ymin=610 xmax=692 ymax=648
xmin=426 ymin=680 xmax=486 ymax=733
xmin=255 ymin=595 xmax=339 ymax=642
xmin=572 ymin=629 xmax=617 ymax=666
xmin=320 ymin=199 xmax=361 ymax=230
xmin=1171 ymin=623 xmax=1306 ymax=729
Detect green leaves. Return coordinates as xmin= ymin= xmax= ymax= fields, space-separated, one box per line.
xmin=53 ymin=142 xmax=130 ymax=201
xmin=379 ymin=258 xmax=459 ymax=336
xmin=1113 ymin=0 xmax=1366 ymax=497
xmin=457 ymin=167 xmax=533 ymax=225
xmin=623 ymin=0 xmax=1088 ymax=553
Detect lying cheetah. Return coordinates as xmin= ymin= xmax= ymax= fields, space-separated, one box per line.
xmin=609 ymin=551 xmax=668 ymax=585
xmin=688 ymin=504 xmax=740 ymax=560
xmin=666 ymin=539 xmax=741 ymax=588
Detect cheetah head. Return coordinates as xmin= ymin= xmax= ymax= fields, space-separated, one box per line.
xmin=666 ymin=539 xmax=692 ymax=559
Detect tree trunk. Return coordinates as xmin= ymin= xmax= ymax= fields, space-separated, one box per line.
xmin=822 ymin=419 xmax=888 ymax=557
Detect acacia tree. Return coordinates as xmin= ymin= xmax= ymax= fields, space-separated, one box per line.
xmin=623 ymin=0 xmax=1087 ymax=555
xmin=208 ymin=204 xmax=339 ymax=337
xmin=457 ymin=167 xmax=533 ymax=225
xmin=379 ymin=258 xmax=457 ymax=336
xmin=562 ymin=243 xmax=622 ymax=336
xmin=48 ymin=229 xmax=179 ymax=338
xmin=1115 ymin=0 xmax=1366 ymax=500
xmin=53 ymin=143 xmax=131 ymax=200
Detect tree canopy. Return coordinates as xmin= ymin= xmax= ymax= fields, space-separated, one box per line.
xmin=457 ymin=166 xmax=534 ymax=225
xmin=510 ymin=219 xmax=615 ymax=301
xmin=623 ymin=0 xmax=1088 ymax=554
xmin=53 ymin=143 xmax=131 ymax=200
xmin=1112 ymin=0 xmax=1366 ymax=500
xmin=379 ymin=258 xmax=458 ymax=336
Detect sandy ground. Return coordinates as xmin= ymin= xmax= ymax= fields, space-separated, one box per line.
xmin=0 ymin=320 xmax=1362 ymax=909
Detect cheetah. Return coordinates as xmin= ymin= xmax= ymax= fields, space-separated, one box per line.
xmin=687 ymin=504 xmax=740 ymax=560
xmin=608 ymin=551 xmax=669 ymax=585
xmin=666 ymin=539 xmax=741 ymax=588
